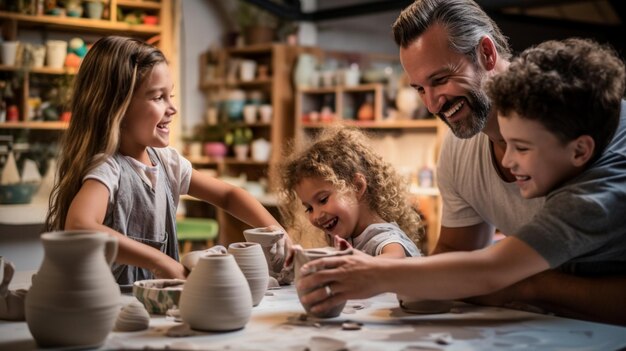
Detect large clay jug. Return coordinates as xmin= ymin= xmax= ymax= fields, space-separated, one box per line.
xmin=179 ymin=253 xmax=252 ymax=331
xmin=228 ymin=242 xmax=269 ymax=306
xmin=25 ymin=230 xmax=120 ymax=348
xmin=293 ymin=246 xmax=353 ymax=318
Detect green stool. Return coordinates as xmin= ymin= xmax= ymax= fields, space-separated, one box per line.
xmin=176 ymin=218 xmax=219 ymax=254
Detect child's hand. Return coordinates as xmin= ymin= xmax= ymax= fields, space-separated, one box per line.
xmin=151 ymin=256 xmax=186 ymax=280
xmin=333 ymin=235 xmax=353 ymax=251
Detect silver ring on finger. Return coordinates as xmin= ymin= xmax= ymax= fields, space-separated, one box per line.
xmin=324 ymin=284 xmax=333 ymax=297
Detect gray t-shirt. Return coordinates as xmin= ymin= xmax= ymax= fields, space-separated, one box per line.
xmin=515 ymin=101 xmax=626 ymax=276
xmin=351 ymin=222 xmax=422 ymax=257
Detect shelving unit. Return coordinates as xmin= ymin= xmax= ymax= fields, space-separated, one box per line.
xmin=0 ymin=1 xmax=176 ymax=220
xmin=196 ymin=43 xmax=306 ymax=245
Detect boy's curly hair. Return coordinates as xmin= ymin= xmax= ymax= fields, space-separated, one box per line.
xmin=278 ymin=126 xmax=423 ymax=245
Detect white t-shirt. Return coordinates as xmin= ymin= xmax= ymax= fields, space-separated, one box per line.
xmin=437 ymin=131 xmax=544 ymax=236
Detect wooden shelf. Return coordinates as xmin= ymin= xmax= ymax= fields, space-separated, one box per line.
xmin=0 ymin=11 xmax=161 ymax=37
xmin=0 ymin=65 xmax=78 ymax=75
xmin=200 ymin=77 xmax=272 ymax=90
xmin=117 ymin=0 xmax=163 ymax=10
xmin=0 ymin=121 xmax=68 ymax=130
xmin=302 ymin=119 xmax=439 ymax=130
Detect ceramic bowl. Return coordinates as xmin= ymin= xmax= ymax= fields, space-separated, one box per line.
xmin=0 ymin=183 xmax=39 ymax=204
xmin=132 ymin=279 xmax=185 ymax=314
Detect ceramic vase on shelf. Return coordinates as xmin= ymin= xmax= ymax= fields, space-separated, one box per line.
xmin=251 ymin=138 xmax=271 ymax=162
xmin=293 ymin=246 xmax=353 ymax=318
xmin=179 ymin=253 xmax=252 ymax=331
xmin=293 ymin=53 xmax=316 ymax=89
xmin=234 ymin=144 xmax=249 ymax=161
xmin=25 ymin=231 xmax=120 ymax=348
xmin=228 ymin=242 xmax=269 ymax=306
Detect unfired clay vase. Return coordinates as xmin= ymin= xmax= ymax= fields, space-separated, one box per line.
xmin=25 ymin=231 xmax=120 ymax=348
xmin=180 ymin=245 xmax=227 ymax=271
xmin=243 ymin=227 xmax=291 ymax=284
xmin=115 ymin=300 xmax=150 ymax=331
xmin=293 ymin=246 xmax=353 ymax=318
xmin=228 ymin=242 xmax=269 ymax=306
xmin=179 ymin=253 xmax=252 ymax=331
xmin=0 ymin=257 xmax=27 ymax=321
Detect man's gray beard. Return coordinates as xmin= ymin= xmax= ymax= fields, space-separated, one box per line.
xmin=438 ymin=89 xmax=490 ymax=139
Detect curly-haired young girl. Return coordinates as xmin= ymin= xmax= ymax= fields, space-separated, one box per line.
xmin=279 ymin=127 xmax=423 ymax=258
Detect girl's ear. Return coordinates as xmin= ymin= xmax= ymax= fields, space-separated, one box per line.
xmin=353 ymin=173 xmax=367 ymax=199
xmin=478 ymin=36 xmax=497 ymax=71
xmin=570 ymin=135 xmax=595 ymax=167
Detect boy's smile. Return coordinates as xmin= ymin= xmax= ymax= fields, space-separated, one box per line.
xmin=499 ymin=112 xmax=582 ymax=198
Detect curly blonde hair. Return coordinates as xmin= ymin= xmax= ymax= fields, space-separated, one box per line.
xmin=278 ymin=126 xmax=423 ymax=245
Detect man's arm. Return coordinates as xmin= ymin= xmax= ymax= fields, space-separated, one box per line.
xmin=431 ymin=222 xmax=494 ymax=255
xmin=467 ymin=270 xmax=626 ymax=326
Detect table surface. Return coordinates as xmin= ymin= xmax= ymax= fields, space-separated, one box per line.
xmin=2 ymin=272 xmax=626 ymax=351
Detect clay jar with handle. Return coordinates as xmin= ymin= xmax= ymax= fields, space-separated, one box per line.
xmin=228 ymin=242 xmax=269 ymax=306
xmin=293 ymin=246 xmax=353 ymax=318
xmin=179 ymin=253 xmax=252 ymax=331
xmin=25 ymin=230 xmax=120 ymax=348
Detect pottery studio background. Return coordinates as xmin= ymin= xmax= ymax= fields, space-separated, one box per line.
xmin=1 ymin=0 xmax=625 ymax=270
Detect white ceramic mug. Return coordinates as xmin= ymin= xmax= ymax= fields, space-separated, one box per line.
xmin=239 ymin=60 xmax=257 ymax=81
xmin=259 ymin=104 xmax=273 ymax=123
xmin=243 ymin=104 xmax=257 ymax=124
xmin=1 ymin=41 xmax=19 ymax=66
xmin=46 ymin=40 xmax=67 ymax=69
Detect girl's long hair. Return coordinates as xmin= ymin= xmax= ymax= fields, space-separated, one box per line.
xmin=45 ymin=36 xmax=166 ymax=231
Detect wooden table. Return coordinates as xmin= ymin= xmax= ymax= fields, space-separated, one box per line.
xmin=2 ymin=271 xmax=626 ymax=350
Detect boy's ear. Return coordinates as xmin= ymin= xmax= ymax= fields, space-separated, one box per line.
xmin=570 ymin=135 xmax=595 ymax=167
xmin=353 ymin=173 xmax=367 ymax=199
xmin=478 ymin=36 xmax=497 ymax=71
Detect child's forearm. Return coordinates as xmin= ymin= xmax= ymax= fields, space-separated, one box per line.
xmin=66 ymin=221 xmax=185 ymax=279
xmin=222 ymin=186 xmax=282 ymax=229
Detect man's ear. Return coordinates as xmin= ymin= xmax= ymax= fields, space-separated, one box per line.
xmin=478 ymin=36 xmax=497 ymax=71
xmin=353 ymin=173 xmax=367 ymax=199
xmin=570 ymin=135 xmax=595 ymax=167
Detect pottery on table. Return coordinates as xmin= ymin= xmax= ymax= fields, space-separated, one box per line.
xmin=179 ymin=253 xmax=252 ymax=331
xmin=0 ymin=256 xmax=27 ymax=321
xmin=25 ymin=230 xmax=120 ymax=348
xmin=180 ymin=245 xmax=227 ymax=272
xmin=133 ymin=278 xmax=185 ymax=314
xmin=228 ymin=242 xmax=269 ymax=306
xmin=242 ymin=227 xmax=284 ymax=275
xmin=293 ymin=246 xmax=353 ymax=318
xmin=115 ymin=300 xmax=150 ymax=332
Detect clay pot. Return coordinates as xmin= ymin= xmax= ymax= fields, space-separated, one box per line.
xmin=25 ymin=230 xmax=120 ymax=348
xmin=242 ymin=227 xmax=284 ymax=277
xmin=293 ymin=247 xmax=352 ymax=318
xmin=228 ymin=242 xmax=269 ymax=306
xmin=179 ymin=253 xmax=252 ymax=331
